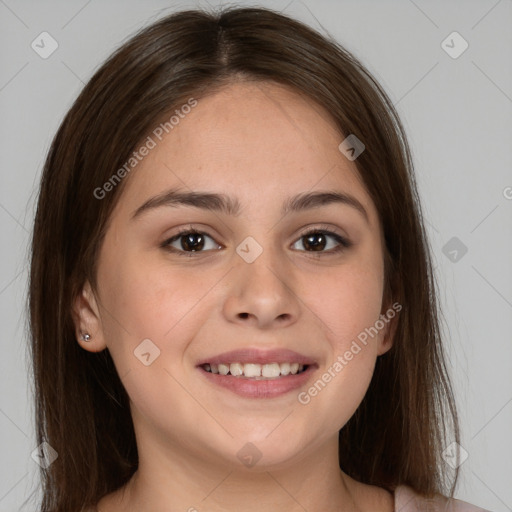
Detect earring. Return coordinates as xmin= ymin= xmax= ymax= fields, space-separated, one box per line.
xmin=81 ymin=332 xmax=92 ymax=342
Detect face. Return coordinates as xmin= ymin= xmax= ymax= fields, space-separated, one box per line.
xmin=75 ymin=81 xmax=394 ymax=471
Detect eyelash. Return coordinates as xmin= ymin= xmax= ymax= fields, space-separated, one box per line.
xmin=161 ymin=225 xmax=352 ymax=258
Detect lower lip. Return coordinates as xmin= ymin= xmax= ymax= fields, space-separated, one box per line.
xmin=198 ymin=365 xmax=316 ymax=399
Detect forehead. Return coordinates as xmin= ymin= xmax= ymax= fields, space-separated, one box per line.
xmin=112 ymin=81 xmax=378 ymax=226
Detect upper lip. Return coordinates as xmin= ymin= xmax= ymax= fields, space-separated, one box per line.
xmin=196 ymin=348 xmax=317 ymax=367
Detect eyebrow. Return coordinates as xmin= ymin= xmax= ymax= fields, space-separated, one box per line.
xmin=131 ymin=188 xmax=369 ymax=224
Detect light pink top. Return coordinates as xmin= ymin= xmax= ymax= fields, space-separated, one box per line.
xmin=395 ymin=485 xmax=492 ymax=512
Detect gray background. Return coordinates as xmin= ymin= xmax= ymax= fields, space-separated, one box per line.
xmin=1 ymin=0 xmax=511 ymax=510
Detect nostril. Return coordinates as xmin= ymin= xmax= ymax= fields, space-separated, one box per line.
xmin=239 ymin=313 xmax=249 ymax=319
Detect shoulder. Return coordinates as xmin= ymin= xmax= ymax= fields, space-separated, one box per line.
xmin=394 ymin=485 xmax=493 ymax=512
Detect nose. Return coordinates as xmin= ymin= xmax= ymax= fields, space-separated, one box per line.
xmin=222 ymin=246 xmax=300 ymax=330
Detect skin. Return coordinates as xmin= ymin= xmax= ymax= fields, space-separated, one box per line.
xmin=75 ymin=81 xmax=396 ymax=512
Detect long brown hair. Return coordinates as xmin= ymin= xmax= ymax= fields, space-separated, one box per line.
xmin=28 ymin=6 xmax=460 ymax=511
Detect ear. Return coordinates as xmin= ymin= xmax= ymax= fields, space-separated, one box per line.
xmin=376 ymin=302 xmax=401 ymax=356
xmin=72 ymin=281 xmax=108 ymax=353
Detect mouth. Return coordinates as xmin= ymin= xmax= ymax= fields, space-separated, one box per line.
xmin=196 ymin=348 xmax=318 ymax=399
xmin=200 ymin=362 xmax=310 ymax=379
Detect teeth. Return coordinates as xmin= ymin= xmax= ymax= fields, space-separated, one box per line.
xmin=204 ymin=362 xmax=308 ymax=378
xmin=280 ymin=362 xmax=291 ymax=375
xmin=218 ymin=363 xmax=230 ymax=375
xmin=262 ymin=363 xmax=281 ymax=378
xmin=229 ymin=363 xmax=244 ymax=376
xmin=243 ymin=363 xmax=261 ymax=378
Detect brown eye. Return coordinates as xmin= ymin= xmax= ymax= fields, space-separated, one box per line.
xmin=292 ymin=229 xmax=351 ymax=254
xmin=179 ymin=232 xmax=205 ymax=251
xmin=162 ymin=230 xmax=221 ymax=256
xmin=302 ymin=232 xmax=328 ymax=251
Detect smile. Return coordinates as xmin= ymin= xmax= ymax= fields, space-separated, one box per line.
xmin=202 ymin=362 xmax=308 ymax=379
xmin=198 ymin=362 xmax=316 ymax=399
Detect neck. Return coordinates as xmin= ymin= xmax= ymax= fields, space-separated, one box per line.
xmin=108 ymin=436 xmax=366 ymax=512
xmin=97 ymin=406 xmax=394 ymax=512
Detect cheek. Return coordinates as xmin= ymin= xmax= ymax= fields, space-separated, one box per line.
xmin=95 ymin=254 xmax=228 ymax=437
xmin=306 ymin=262 xmax=384 ymax=353
xmin=295 ymin=256 xmax=385 ymax=428
xmin=95 ymin=249 xmax=224 ymax=366
xmin=98 ymin=246 xmax=176 ymax=331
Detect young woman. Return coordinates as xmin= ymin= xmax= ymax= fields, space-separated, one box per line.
xmin=28 ymin=6 xmax=491 ymax=512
